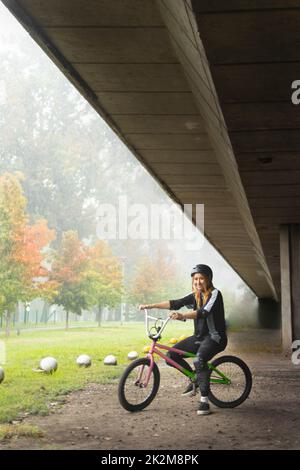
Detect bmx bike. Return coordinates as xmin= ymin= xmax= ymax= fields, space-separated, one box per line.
xmin=118 ymin=309 xmax=252 ymax=412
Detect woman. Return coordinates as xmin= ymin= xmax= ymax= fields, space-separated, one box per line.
xmin=139 ymin=264 xmax=227 ymax=415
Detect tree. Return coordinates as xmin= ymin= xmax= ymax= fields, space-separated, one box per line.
xmin=13 ymin=219 xmax=58 ymax=303
xmin=50 ymin=231 xmax=92 ymax=329
xmin=0 ymin=173 xmax=56 ymax=335
xmin=0 ymin=35 xmax=142 ymax=242
xmin=85 ymin=241 xmax=123 ymax=326
xmin=128 ymin=243 xmax=188 ymax=319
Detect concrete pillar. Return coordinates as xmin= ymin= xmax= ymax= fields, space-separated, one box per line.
xmin=280 ymin=225 xmax=292 ymax=351
xmin=290 ymin=225 xmax=300 ymax=340
xmin=257 ymin=298 xmax=280 ymax=329
xmin=280 ymin=224 xmax=300 ymax=351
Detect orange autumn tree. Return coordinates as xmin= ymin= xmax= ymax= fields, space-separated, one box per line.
xmin=0 ymin=173 xmax=56 ymax=336
xmin=13 ymin=219 xmax=57 ymax=302
xmin=129 ymin=257 xmax=159 ymax=305
xmin=50 ymin=231 xmax=92 ymax=329
xmin=128 ymin=244 xmax=187 ymax=316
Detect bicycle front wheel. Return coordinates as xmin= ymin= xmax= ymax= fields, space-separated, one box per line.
xmin=208 ymin=355 xmax=252 ymax=408
xmin=118 ymin=357 xmax=160 ymax=412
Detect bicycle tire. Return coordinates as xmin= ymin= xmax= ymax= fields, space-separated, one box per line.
xmin=208 ymin=355 xmax=252 ymax=408
xmin=118 ymin=357 xmax=160 ymax=412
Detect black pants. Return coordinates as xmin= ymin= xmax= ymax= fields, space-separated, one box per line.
xmin=166 ymin=334 xmax=227 ymax=396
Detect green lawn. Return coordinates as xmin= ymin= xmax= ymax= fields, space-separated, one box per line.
xmin=0 ymin=321 xmax=193 ymax=423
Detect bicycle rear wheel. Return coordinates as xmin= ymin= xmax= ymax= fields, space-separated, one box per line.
xmin=208 ymin=355 xmax=252 ymax=408
xmin=118 ymin=357 xmax=160 ymax=412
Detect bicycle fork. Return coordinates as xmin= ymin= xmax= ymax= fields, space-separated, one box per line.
xmin=135 ymin=342 xmax=156 ymax=388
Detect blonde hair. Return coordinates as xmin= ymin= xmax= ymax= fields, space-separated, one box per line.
xmin=192 ymin=274 xmax=214 ymax=309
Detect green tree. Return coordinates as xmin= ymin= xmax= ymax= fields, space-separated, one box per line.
xmin=84 ymin=241 xmax=123 ymax=326
xmin=0 ymin=35 xmax=145 ymax=242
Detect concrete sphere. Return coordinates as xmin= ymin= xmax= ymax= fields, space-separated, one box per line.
xmin=0 ymin=367 xmax=4 ymax=384
xmin=169 ymin=338 xmax=178 ymax=344
xmin=76 ymin=354 xmax=92 ymax=367
xmin=40 ymin=356 xmax=58 ymax=373
xmin=104 ymin=355 xmax=117 ymax=366
xmin=179 ymin=335 xmax=188 ymax=341
xmin=127 ymin=351 xmax=139 ymax=360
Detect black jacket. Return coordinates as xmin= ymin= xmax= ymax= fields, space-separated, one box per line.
xmin=169 ymin=289 xmax=227 ymax=342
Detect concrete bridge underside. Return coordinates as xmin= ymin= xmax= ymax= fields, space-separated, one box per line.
xmin=3 ymin=0 xmax=300 ymax=347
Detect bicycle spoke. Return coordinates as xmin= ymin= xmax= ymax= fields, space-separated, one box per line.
xmin=210 ymin=362 xmax=247 ymax=403
xmin=124 ymin=364 xmax=155 ymax=406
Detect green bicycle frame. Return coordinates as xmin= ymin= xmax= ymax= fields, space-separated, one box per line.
xmin=180 ymin=351 xmax=231 ymax=384
xmin=149 ymin=341 xmax=231 ymax=385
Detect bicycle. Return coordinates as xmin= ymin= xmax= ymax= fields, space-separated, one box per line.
xmin=118 ymin=309 xmax=252 ymax=412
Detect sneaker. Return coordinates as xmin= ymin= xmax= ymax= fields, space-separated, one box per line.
xmin=197 ymin=402 xmax=211 ymax=415
xmin=181 ymin=380 xmax=198 ymax=397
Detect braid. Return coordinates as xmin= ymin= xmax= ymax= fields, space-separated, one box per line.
xmin=202 ymin=286 xmax=213 ymax=305
xmin=195 ymin=290 xmax=201 ymax=309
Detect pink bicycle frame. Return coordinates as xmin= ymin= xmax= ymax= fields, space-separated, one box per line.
xmin=138 ymin=309 xmax=195 ymax=386
xmin=140 ymin=341 xmax=194 ymax=387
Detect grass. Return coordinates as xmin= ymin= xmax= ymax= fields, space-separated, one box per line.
xmin=0 ymin=423 xmax=43 ymax=440
xmin=0 ymin=321 xmax=194 ymax=424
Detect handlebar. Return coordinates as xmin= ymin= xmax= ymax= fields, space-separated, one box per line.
xmin=143 ymin=308 xmax=171 ymax=340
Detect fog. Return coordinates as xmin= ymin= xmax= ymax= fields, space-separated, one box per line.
xmin=0 ymin=3 xmax=262 ymax=329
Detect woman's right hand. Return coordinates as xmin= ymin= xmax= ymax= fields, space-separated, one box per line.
xmin=139 ymin=304 xmax=152 ymax=310
xmin=169 ymin=311 xmax=183 ymax=321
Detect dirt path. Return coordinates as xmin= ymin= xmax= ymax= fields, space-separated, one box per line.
xmin=1 ymin=332 xmax=300 ymax=450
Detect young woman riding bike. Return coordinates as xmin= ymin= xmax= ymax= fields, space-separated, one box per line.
xmin=139 ymin=263 xmax=227 ymax=416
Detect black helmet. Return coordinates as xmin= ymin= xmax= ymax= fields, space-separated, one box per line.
xmin=191 ymin=264 xmax=213 ymax=281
